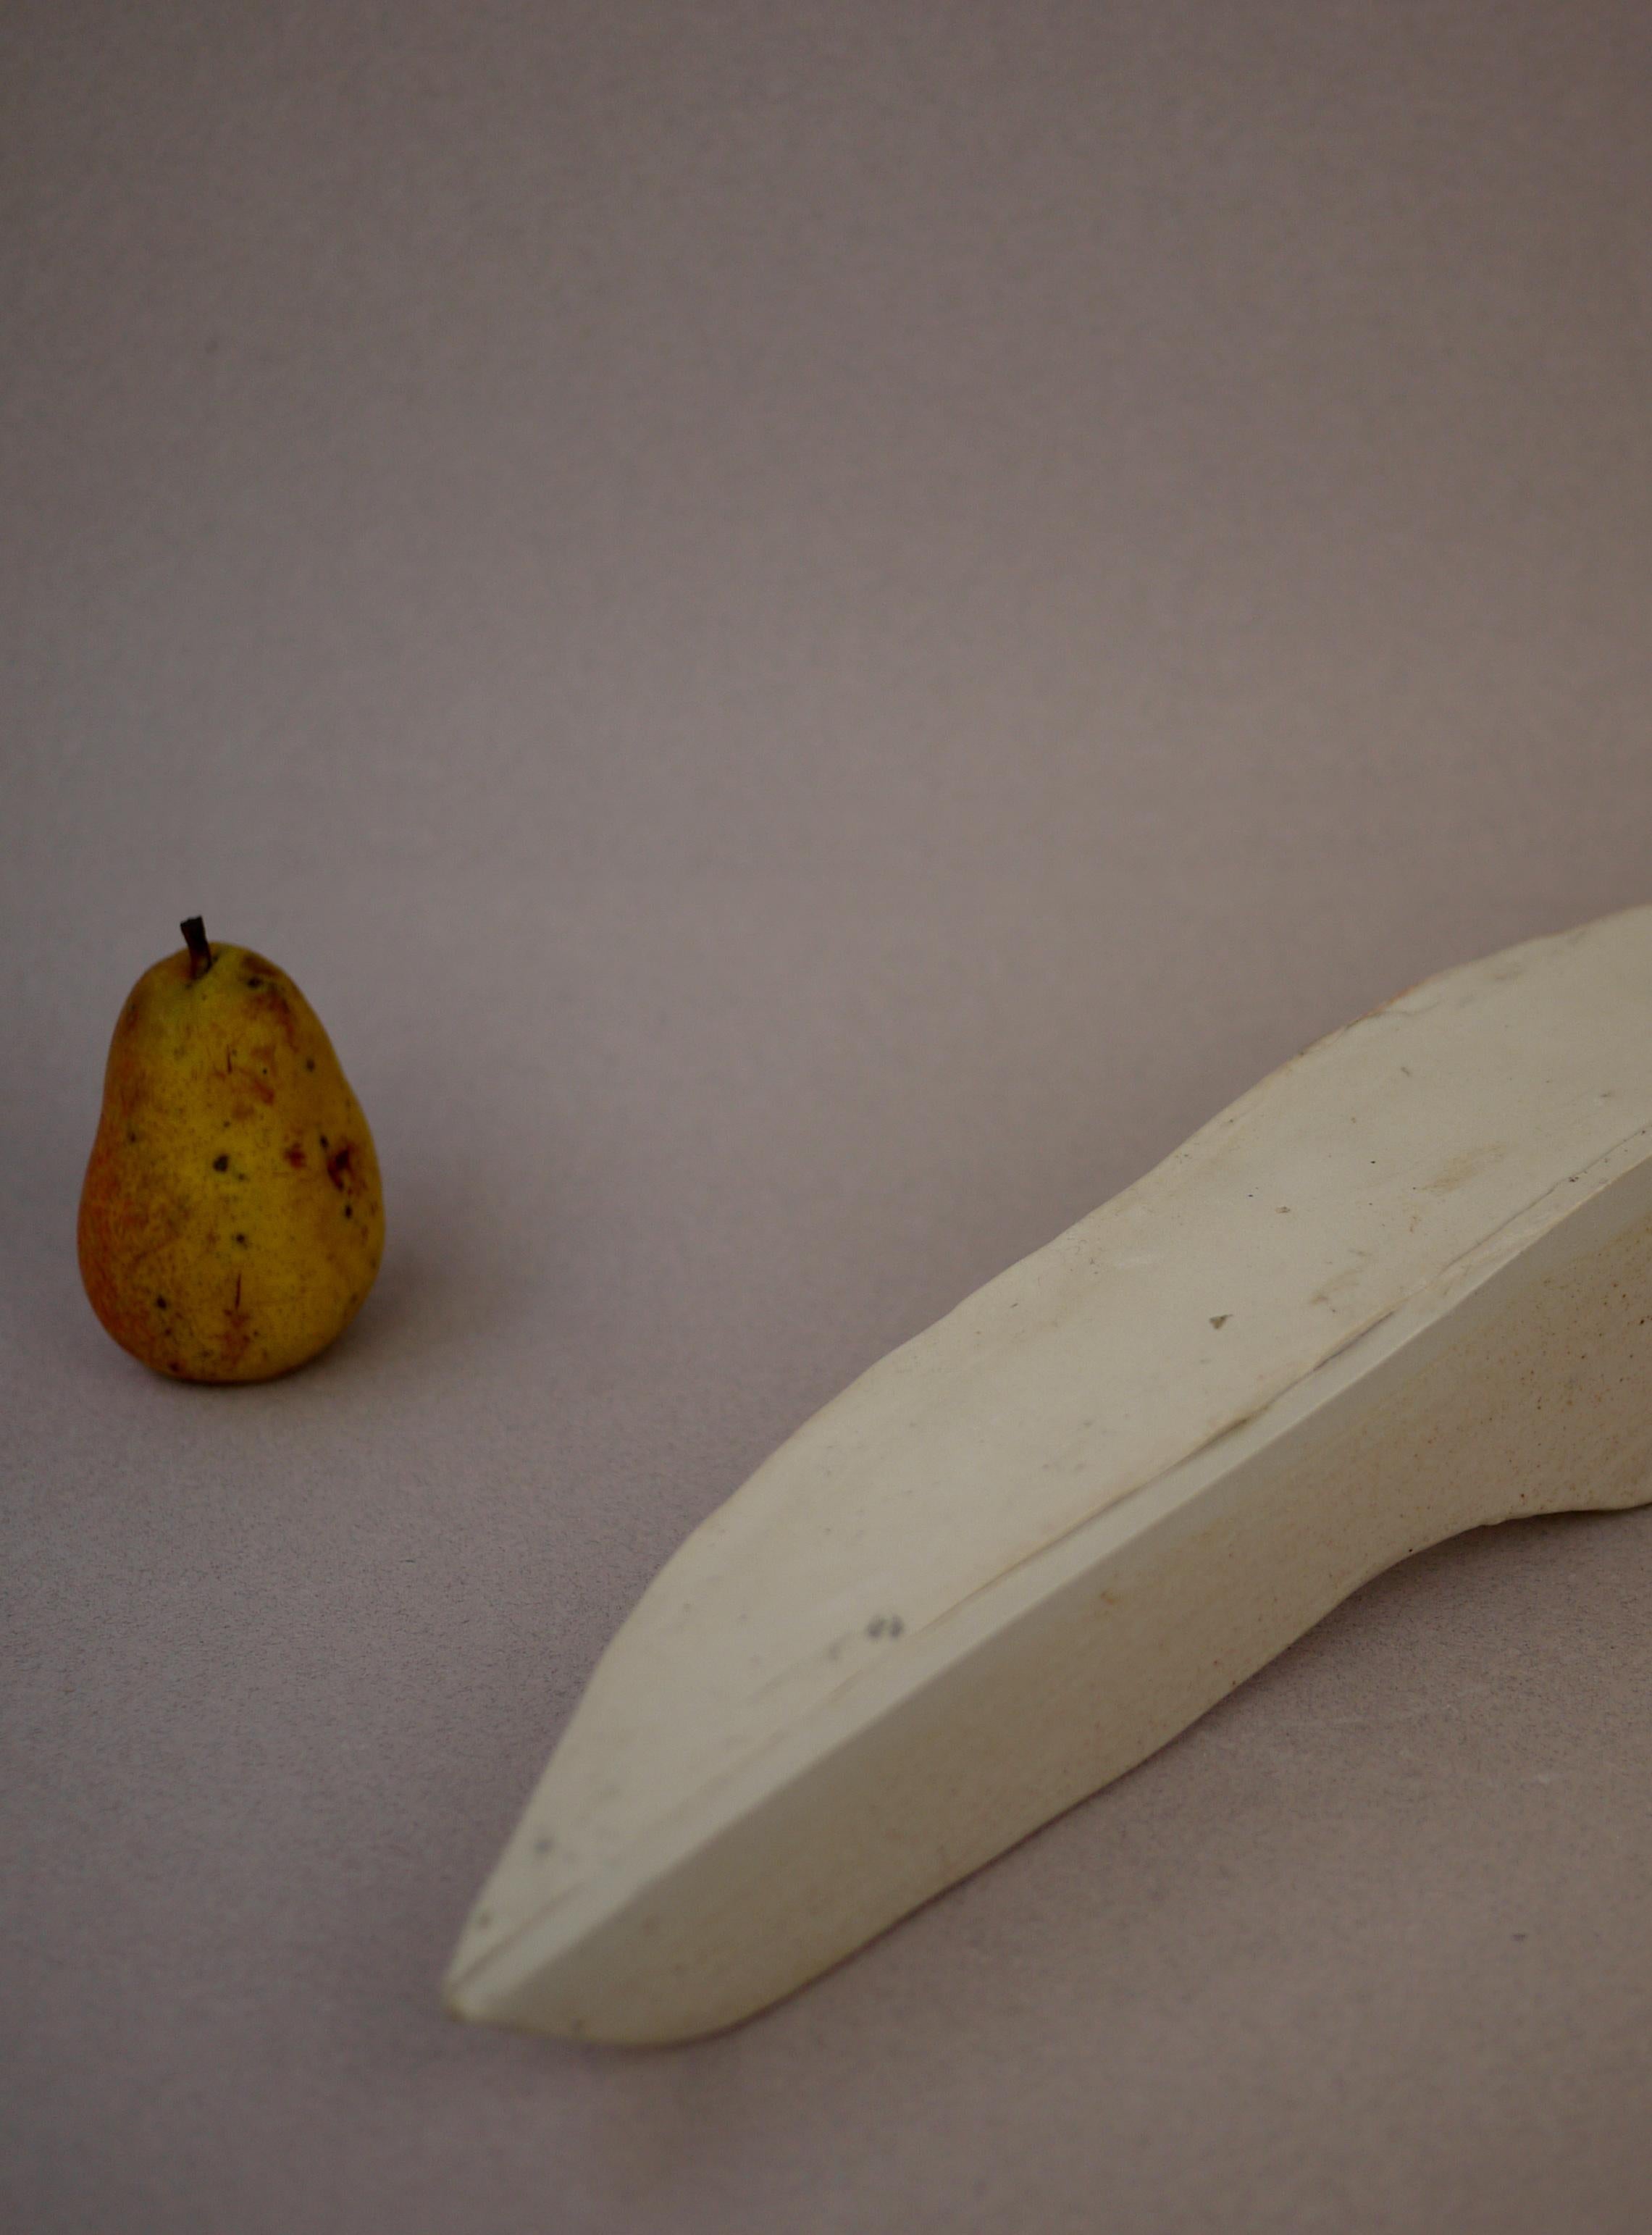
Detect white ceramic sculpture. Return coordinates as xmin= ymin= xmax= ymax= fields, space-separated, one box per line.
xmin=445 ymin=905 xmax=1652 ymax=2044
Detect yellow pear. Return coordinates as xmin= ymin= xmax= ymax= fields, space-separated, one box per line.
xmin=77 ymin=919 xmax=385 ymax=1381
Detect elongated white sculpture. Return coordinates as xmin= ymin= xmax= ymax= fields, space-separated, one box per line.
xmin=445 ymin=905 xmax=1652 ymax=2045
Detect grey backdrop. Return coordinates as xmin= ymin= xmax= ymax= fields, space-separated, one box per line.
xmin=6 ymin=4 xmax=1652 ymax=2231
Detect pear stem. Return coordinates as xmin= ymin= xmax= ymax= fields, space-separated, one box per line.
xmin=181 ymin=916 xmax=214 ymax=981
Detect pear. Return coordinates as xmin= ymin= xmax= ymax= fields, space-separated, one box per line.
xmin=77 ymin=918 xmax=385 ymax=1382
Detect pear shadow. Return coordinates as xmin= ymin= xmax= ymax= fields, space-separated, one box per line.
xmin=323 ymin=1099 xmax=595 ymax=1378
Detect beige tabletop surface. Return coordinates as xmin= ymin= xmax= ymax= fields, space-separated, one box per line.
xmin=6 ymin=5 xmax=1652 ymax=2230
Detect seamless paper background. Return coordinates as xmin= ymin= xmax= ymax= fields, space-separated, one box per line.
xmin=6 ymin=4 xmax=1652 ymax=2230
